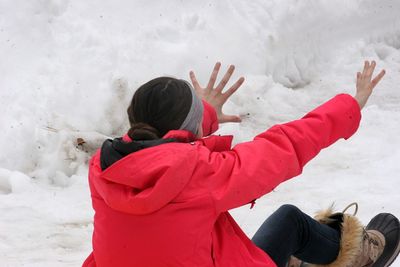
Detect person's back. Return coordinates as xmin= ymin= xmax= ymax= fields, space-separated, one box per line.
xmin=88 ymin=142 xmax=215 ymax=266
xmin=85 ymin=112 xmax=276 ymax=266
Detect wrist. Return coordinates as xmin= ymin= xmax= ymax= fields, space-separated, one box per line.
xmin=354 ymin=93 xmax=370 ymax=110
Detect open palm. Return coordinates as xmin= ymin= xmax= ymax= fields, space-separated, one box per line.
xmin=189 ymin=62 xmax=245 ymax=123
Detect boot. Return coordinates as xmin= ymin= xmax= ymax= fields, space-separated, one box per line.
xmin=360 ymin=213 xmax=400 ymax=266
xmin=288 ymin=203 xmax=400 ymax=267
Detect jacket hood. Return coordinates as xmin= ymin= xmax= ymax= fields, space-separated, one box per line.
xmin=91 ymin=130 xmax=200 ymax=215
xmin=100 ymin=137 xmax=176 ymax=171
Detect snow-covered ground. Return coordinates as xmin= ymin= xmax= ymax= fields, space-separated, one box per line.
xmin=1 ymin=0 xmax=400 ymax=266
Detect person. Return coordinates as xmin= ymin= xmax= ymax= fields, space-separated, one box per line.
xmin=83 ymin=61 xmax=400 ymax=267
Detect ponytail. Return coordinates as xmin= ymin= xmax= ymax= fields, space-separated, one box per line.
xmin=127 ymin=122 xmax=160 ymax=141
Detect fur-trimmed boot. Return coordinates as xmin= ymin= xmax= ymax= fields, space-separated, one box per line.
xmin=287 ymin=203 xmax=400 ymax=267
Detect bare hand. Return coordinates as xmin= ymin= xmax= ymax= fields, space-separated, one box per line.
xmin=190 ymin=62 xmax=245 ymax=123
xmin=355 ymin=60 xmax=385 ymax=109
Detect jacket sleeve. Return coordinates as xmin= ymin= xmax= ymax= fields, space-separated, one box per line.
xmin=202 ymin=94 xmax=361 ymax=213
xmin=202 ymin=100 xmax=219 ymax=136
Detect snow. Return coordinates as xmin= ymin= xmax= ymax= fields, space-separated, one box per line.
xmin=0 ymin=0 xmax=399 ymax=266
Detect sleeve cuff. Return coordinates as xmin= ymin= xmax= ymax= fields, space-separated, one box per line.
xmin=202 ymin=100 xmax=219 ymax=136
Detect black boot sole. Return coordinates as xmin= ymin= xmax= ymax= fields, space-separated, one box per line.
xmin=366 ymin=213 xmax=400 ymax=267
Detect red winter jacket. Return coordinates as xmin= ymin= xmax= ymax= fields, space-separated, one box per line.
xmin=83 ymin=95 xmax=361 ymax=267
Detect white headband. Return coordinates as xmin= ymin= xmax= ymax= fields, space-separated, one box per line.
xmin=179 ymin=81 xmax=204 ymax=135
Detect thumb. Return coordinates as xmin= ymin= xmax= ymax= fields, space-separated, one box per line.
xmin=220 ymin=114 xmax=242 ymax=123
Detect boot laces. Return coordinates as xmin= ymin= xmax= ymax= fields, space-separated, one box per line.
xmin=362 ymin=230 xmax=383 ymax=263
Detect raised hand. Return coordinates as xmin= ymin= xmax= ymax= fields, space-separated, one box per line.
xmin=189 ymin=62 xmax=245 ymax=123
xmin=355 ymin=61 xmax=386 ymax=109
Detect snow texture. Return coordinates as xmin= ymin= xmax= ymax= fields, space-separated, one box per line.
xmin=1 ymin=0 xmax=400 ymax=266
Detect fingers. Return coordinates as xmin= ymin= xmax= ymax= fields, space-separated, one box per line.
xmin=361 ymin=60 xmax=377 ymax=80
xmin=366 ymin=60 xmax=376 ymax=78
xmin=219 ymin=114 xmax=242 ymax=123
xmin=215 ymin=65 xmax=235 ymax=92
xmin=362 ymin=60 xmax=370 ymax=77
xmin=358 ymin=60 xmax=385 ymax=88
xmin=371 ymin=69 xmax=386 ymax=89
xmin=189 ymin=71 xmax=201 ymax=93
xmin=223 ymin=77 xmax=245 ymax=99
xmin=206 ymin=62 xmax=221 ymax=90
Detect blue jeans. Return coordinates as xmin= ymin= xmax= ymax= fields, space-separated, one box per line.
xmin=252 ymin=205 xmax=341 ymax=267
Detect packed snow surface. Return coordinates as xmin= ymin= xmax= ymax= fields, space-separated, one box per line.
xmin=1 ymin=0 xmax=400 ymax=266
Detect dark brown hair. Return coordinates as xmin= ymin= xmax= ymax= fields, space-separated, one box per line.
xmin=127 ymin=77 xmax=192 ymax=140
